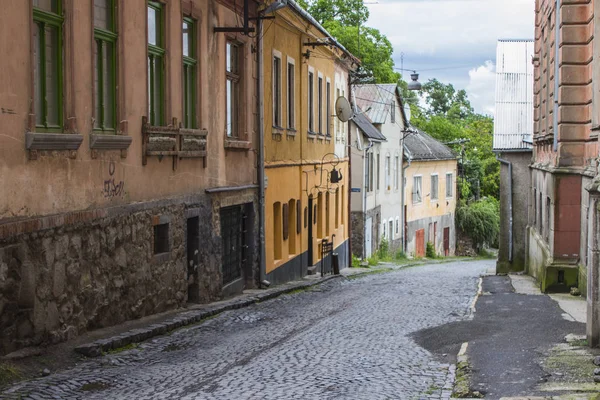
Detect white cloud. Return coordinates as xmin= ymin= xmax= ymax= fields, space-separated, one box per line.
xmin=365 ymin=0 xmax=534 ymax=114
xmin=466 ymin=61 xmax=496 ymax=116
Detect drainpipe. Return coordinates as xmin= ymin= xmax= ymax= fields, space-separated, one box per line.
xmin=497 ymin=156 xmax=513 ymax=263
xmin=257 ymin=17 xmax=267 ymax=286
xmin=553 ymin=0 xmax=560 ymax=151
xmin=402 ymin=144 xmax=411 ymax=252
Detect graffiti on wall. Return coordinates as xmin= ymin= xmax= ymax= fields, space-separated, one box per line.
xmin=102 ymin=161 xmax=125 ymax=198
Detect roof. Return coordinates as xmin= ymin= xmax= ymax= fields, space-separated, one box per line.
xmin=287 ymin=1 xmax=360 ymax=65
xmin=352 ymin=107 xmax=387 ymax=142
xmin=353 ymin=84 xmax=407 ymax=125
xmin=493 ymin=39 xmax=534 ymax=151
xmin=403 ymin=128 xmax=456 ymax=161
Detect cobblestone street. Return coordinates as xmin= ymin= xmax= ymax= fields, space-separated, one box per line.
xmin=1 ymin=260 xmax=491 ymax=400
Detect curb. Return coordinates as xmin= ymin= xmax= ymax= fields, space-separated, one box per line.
xmin=75 ymin=274 xmax=342 ymax=358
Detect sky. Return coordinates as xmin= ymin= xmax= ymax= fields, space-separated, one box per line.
xmin=366 ymin=0 xmax=535 ymax=116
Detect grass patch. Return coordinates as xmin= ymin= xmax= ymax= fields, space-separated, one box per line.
xmin=394 ymin=250 xmax=407 ymax=261
xmin=107 ymin=342 xmax=139 ymax=355
xmin=424 ymin=385 xmax=439 ymax=395
xmin=568 ymin=339 xmax=588 ymax=347
xmin=452 ymin=360 xmax=483 ymax=398
xmin=0 ymin=363 xmax=22 ymax=388
xmin=477 ymin=248 xmax=496 ymax=259
xmin=80 ymin=381 xmax=111 ymax=392
xmin=286 ymin=287 xmax=310 ymax=296
xmin=351 ymin=255 xmax=362 ymax=268
xmin=346 ymin=268 xmax=393 ymax=280
xmin=367 ymin=255 xmax=380 ymax=266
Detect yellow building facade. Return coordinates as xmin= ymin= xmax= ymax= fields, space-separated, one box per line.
xmin=403 ymin=130 xmax=458 ymax=258
xmin=262 ymin=3 xmax=356 ymax=282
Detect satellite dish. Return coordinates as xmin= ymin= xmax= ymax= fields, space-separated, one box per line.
xmin=335 ymin=96 xmax=353 ymax=122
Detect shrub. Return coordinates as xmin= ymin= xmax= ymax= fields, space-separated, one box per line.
xmin=367 ymin=255 xmax=379 ymax=266
xmin=351 ymin=254 xmax=362 ymax=268
xmin=377 ymin=238 xmax=390 ymax=260
xmin=394 ymin=250 xmax=406 ymax=261
xmin=456 ymin=197 xmax=500 ymax=251
xmin=426 ymin=241 xmax=436 ymax=258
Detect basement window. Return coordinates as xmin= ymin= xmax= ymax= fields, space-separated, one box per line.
xmin=154 ymin=223 xmax=170 ymax=254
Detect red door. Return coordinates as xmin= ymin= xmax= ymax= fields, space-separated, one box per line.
xmin=416 ymin=229 xmax=425 ymax=257
xmin=443 ymin=227 xmax=450 ymax=256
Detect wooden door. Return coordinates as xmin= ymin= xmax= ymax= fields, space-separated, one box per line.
xmin=365 ymin=217 xmax=372 ymax=258
xmin=416 ymin=229 xmax=425 ymax=258
xmin=443 ymin=227 xmax=450 ymax=256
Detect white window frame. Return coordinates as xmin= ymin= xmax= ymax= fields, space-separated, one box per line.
xmin=413 ymin=175 xmax=423 ymax=204
xmin=431 ymin=173 xmax=439 ymax=201
xmin=446 ymin=173 xmax=454 ymax=198
xmin=272 ymin=49 xmax=282 ymax=128
xmin=394 ymin=154 xmax=399 ymax=190
xmin=317 ymin=72 xmax=324 ymax=134
xmin=287 ymin=56 xmax=295 ymax=130
xmin=308 ymin=66 xmax=315 ymax=133
xmin=382 ymin=219 xmax=387 ymax=238
xmin=395 ymin=217 xmax=400 ymax=235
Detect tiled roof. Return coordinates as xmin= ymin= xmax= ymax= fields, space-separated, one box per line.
xmin=352 ymin=107 xmax=387 ymax=142
xmin=403 ymin=128 xmax=456 ymax=161
xmin=353 ymin=84 xmax=401 ymax=124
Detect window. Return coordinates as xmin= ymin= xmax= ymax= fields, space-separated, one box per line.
xmin=413 ymin=176 xmax=422 ymax=204
xmin=382 ymin=220 xmax=386 ymax=238
xmin=273 ymin=53 xmax=282 ymax=128
xmin=376 ymin=154 xmax=380 ymax=191
xmin=288 ymin=200 xmax=296 ymax=255
xmin=367 ymin=152 xmax=374 ymax=192
xmin=93 ymin=0 xmax=117 ymax=132
xmin=446 ymin=173 xmax=453 ymax=198
xmin=395 ymin=217 xmax=400 ymax=234
xmin=533 ymin=189 xmax=537 ymax=225
xmin=148 ymin=2 xmax=165 ymax=126
xmin=287 ymin=60 xmax=295 ymax=129
xmin=390 ymin=101 xmax=395 ymax=124
xmin=182 ymin=17 xmax=197 ymax=128
xmin=326 ymin=80 xmax=331 ymax=136
xmin=317 ymin=192 xmax=323 ymax=238
xmin=33 ymin=0 xmax=64 ymax=132
xmin=318 ymin=76 xmax=323 ymax=134
xmin=226 ymin=41 xmax=241 ymax=137
xmin=308 ymin=70 xmax=314 ymax=132
xmin=431 ymin=174 xmax=439 ymax=200
xmin=325 ymin=192 xmax=330 ymax=236
xmin=273 ymin=202 xmax=282 ymax=260
xmin=153 ymin=223 xmax=169 ymax=254
xmin=282 ymin=203 xmax=289 ymax=240
xmin=394 ymin=155 xmax=399 ymax=190
xmin=389 ymin=221 xmax=394 ymax=240
xmin=385 ymin=155 xmax=391 ymax=190
xmin=296 ymin=200 xmax=302 ymax=234
xmin=545 ymin=197 xmax=551 ymax=242
xmin=335 ymin=188 xmax=339 ymax=228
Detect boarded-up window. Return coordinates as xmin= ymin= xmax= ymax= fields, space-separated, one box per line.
xmin=296 ymin=200 xmax=302 ymax=234
xmin=282 ymin=203 xmax=289 ymax=240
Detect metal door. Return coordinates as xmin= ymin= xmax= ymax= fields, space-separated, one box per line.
xmin=365 ymin=217 xmax=372 ymax=258
xmin=443 ymin=227 xmax=450 ymax=256
xmin=221 ymin=206 xmax=243 ymax=285
xmin=416 ymin=229 xmax=425 ymax=258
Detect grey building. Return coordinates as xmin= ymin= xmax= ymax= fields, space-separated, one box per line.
xmin=493 ymin=39 xmax=534 ymax=273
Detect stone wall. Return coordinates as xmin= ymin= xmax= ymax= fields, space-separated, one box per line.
xmin=351 ymin=212 xmax=364 ymax=258
xmin=497 ymin=151 xmax=532 ymax=273
xmin=0 ymin=191 xmax=259 ymax=356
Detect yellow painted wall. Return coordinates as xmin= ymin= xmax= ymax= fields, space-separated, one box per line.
xmin=405 ymin=159 xmax=458 ymax=222
xmin=263 ymin=6 xmax=353 ymax=273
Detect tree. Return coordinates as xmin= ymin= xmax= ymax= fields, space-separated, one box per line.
xmin=419 ymin=79 xmax=473 ymax=119
xmin=297 ymin=0 xmax=369 ymax=27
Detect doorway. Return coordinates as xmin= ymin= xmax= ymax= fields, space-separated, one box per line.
xmin=443 ymin=227 xmax=450 ymax=256
xmin=186 ymin=216 xmax=200 ymax=303
xmin=365 ymin=217 xmax=372 ymax=258
xmin=416 ymin=228 xmax=425 ymax=258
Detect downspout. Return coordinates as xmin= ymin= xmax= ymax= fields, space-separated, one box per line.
xmin=402 ymin=144 xmax=412 ymax=252
xmin=347 ymin=71 xmax=353 ymax=265
xmin=553 ymin=0 xmax=560 ymax=151
xmin=497 ymin=156 xmax=513 ymax=263
xmin=257 ymin=17 xmax=267 ymax=286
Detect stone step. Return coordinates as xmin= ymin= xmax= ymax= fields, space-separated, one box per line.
xmin=307 ymin=265 xmax=317 ymax=275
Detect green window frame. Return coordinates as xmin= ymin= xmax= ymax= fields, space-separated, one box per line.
xmin=93 ymin=0 xmax=117 ymax=133
xmin=182 ymin=17 xmax=197 ymax=129
xmin=33 ymin=1 xmax=64 ymax=132
xmin=148 ymin=1 xmax=165 ymax=126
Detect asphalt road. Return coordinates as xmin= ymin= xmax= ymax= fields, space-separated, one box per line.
xmin=1 ymin=260 xmax=491 ymax=400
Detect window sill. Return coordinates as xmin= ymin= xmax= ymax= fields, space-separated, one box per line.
xmin=90 ymin=133 xmax=133 ymax=150
xmin=224 ymin=139 xmax=252 ymax=150
xmin=308 ymin=132 xmax=317 ymax=141
xmin=26 ymin=132 xmax=83 ymax=151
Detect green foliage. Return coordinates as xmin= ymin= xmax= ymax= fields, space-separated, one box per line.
xmin=394 ymin=250 xmax=407 ymax=261
xmin=299 ymin=0 xmax=369 ymax=26
xmin=456 ymin=198 xmax=500 ymax=251
xmin=426 ymin=242 xmax=437 ymax=259
xmin=367 ymin=255 xmax=379 ymax=266
xmin=0 ymin=363 xmax=21 ymax=387
xmin=351 ymin=254 xmax=362 ymax=268
xmin=377 ymin=238 xmax=390 ymax=260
